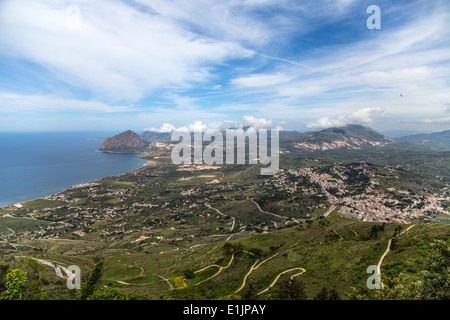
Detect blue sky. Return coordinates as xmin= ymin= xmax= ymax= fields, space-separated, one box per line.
xmin=0 ymin=0 xmax=449 ymax=133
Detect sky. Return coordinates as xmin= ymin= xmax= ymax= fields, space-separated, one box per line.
xmin=0 ymin=0 xmax=449 ymax=133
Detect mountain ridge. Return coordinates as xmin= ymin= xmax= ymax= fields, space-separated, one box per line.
xmin=141 ymin=124 xmax=394 ymax=151
xmin=395 ymin=129 xmax=450 ymax=150
xmin=285 ymin=124 xmax=394 ymax=151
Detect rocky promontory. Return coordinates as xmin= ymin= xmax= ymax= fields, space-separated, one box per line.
xmin=98 ymin=130 xmax=150 ymax=153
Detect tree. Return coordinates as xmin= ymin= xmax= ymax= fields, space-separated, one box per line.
xmin=378 ymin=273 xmax=420 ymax=300
xmin=286 ymin=278 xmax=308 ymax=300
xmin=329 ymin=288 xmax=340 ymax=300
xmin=80 ymin=259 xmax=104 ymax=300
xmin=368 ymin=224 xmax=385 ymax=239
xmin=419 ymin=240 xmax=450 ymax=300
xmin=89 ymin=287 xmax=149 ymax=300
xmin=249 ymin=248 xmax=264 ymax=258
xmin=242 ymin=284 xmax=259 ymax=300
xmin=222 ymin=242 xmax=243 ymax=254
xmin=350 ymin=273 xmax=422 ymax=300
xmin=0 ymin=269 xmax=27 ymax=300
xmin=183 ymin=269 xmax=195 ymax=280
xmin=314 ymin=287 xmax=329 ymax=300
xmin=351 ymin=240 xmax=449 ymax=300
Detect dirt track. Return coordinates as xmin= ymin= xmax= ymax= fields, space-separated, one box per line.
xmin=257 ymin=267 xmax=306 ymax=295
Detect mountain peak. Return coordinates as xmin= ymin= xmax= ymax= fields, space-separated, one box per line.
xmin=98 ymin=130 xmax=150 ymax=153
xmin=291 ymin=125 xmax=393 ymax=151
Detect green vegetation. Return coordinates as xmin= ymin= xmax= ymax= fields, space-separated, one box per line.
xmin=23 ymin=199 xmax=65 ymax=210
xmin=0 ymin=269 xmax=27 ymax=300
xmin=0 ymin=142 xmax=448 ymax=300
xmin=350 ymin=239 xmax=450 ymax=300
xmin=80 ymin=259 xmax=104 ymax=300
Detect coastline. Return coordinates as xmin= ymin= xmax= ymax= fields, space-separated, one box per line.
xmin=0 ymin=152 xmax=150 ymax=210
xmin=96 ymin=149 xmax=147 ymax=154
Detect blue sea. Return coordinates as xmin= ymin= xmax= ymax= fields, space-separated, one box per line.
xmin=0 ymin=132 xmax=146 ymax=207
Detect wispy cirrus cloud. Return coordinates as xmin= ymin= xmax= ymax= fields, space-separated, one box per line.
xmin=0 ymin=92 xmax=136 ymax=113
xmin=0 ymin=0 xmax=251 ymax=102
xmin=230 ymin=73 xmax=292 ymax=88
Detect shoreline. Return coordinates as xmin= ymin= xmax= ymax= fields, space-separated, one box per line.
xmin=0 ymin=152 xmax=150 ymax=210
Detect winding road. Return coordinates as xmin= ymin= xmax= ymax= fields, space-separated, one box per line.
xmin=205 ymin=203 xmax=236 ymax=232
xmin=15 ymin=256 xmax=73 ymax=280
xmin=250 ymin=198 xmax=288 ymax=220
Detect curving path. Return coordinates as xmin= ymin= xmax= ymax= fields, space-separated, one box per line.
xmin=194 ymin=251 xmax=237 ymax=286
xmin=234 ymin=253 xmax=279 ymax=293
xmin=235 ymin=259 xmax=259 ymax=294
xmin=350 ymin=227 xmax=359 ymax=237
xmin=205 ymin=203 xmax=236 ymax=232
xmin=377 ymin=224 xmax=416 ymax=289
xmin=154 ymin=273 xmax=174 ymax=290
xmin=333 ymin=229 xmax=344 ymax=240
xmin=15 ymin=256 xmax=72 ymax=280
xmin=257 ymin=267 xmax=306 ymax=295
xmin=250 ymin=198 xmax=288 ymax=220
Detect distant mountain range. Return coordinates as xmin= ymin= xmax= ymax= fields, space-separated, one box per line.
xmin=140 ymin=124 xmax=394 ymax=151
xmin=141 ymin=131 xmax=171 ymax=142
xmin=395 ymin=130 xmax=450 ymax=150
xmin=102 ymin=125 xmax=449 ymax=153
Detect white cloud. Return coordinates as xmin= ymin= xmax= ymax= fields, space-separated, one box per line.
xmin=0 ymin=0 xmax=250 ymax=102
xmin=422 ymin=117 xmax=450 ymax=124
xmin=0 ymin=92 xmax=135 ymax=113
xmin=144 ymin=123 xmax=176 ymax=133
xmin=1 ymin=0 xmax=449 ymax=133
xmin=241 ymin=115 xmax=276 ymax=129
xmin=231 ymin=73 xmax=292 ymax=87
xmin=306 ymin=107 xmax=386 ymax=129
xmin=134 ymin=0 xmax=301 ymax=47
xmin=144 ymin=116 xmax=282 ymax=133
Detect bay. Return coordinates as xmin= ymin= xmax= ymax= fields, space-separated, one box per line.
xmin=0 ymin=132 xmax=146 ymax=207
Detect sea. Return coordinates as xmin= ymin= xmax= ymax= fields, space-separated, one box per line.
xmin=0 ymin=132 xmax=146 ymax=207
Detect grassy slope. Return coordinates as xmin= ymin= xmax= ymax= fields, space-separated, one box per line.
xmin=4 ymin=216 xmax=447 ymax=300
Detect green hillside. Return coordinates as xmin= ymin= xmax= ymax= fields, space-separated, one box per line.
xmin=0 ymin=215 xmax=448 ymax=300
